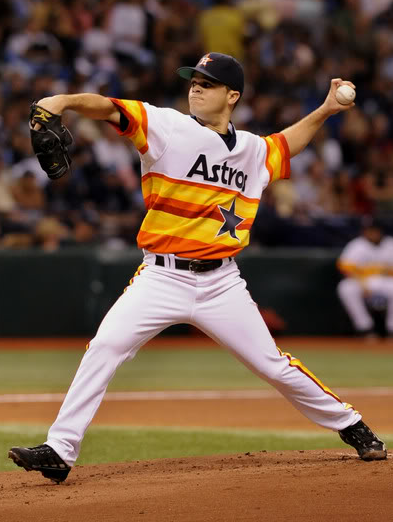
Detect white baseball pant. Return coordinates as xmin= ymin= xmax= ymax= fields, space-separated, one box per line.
xmin=46 ymin=252 xmax=361 ymax=465
xmin=337 ymin=276 xmax=393 ymax=332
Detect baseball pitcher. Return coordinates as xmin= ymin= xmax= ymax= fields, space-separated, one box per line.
xmin=9 ymin=53 xmax=387 ymax=483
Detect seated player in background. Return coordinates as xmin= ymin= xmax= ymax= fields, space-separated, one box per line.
xmin=337 ymin=216 xmax=393 ymax=338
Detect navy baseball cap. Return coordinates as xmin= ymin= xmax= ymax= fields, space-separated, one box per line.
xmin=177 ymin=52 xmax=244 ymax=95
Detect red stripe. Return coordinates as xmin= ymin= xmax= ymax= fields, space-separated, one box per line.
xmin=144 ymin=195 xmax=252 ymax=230
xmin=145 ymin=195 xmax=231 ymax=220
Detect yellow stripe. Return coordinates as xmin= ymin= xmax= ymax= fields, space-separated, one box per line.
xmin=223 ymin=197 xmax=256 ymax=218
xmin=344 ymin=402 xmax=357 ymax=413
xmin=264 ymin=136 xmax=284 ymax=183
xmin=120 ymin=100 xmax=148 ymax=152
xmin=337 ymin=261 xmax=385 ymax=277
xmin=124 ymin=263 xmax=147 ymax=292
xmin=277 ymin=346 xmax=342 ymax=403
xmin=130 ymin=262 xmax=147 ymax=282
xmin=140 ymin=211 xmax=249 ymax=246
xmin=87 ymin=264 xmax=148 ymax=352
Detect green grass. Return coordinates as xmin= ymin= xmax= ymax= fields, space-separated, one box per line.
xmin=0 ymin=346 xmax=392 ymax=393
xmin=1 ymin=343 xmax=392 ymax=472
xmin=2 ymin=425 xmax=392 ymax=473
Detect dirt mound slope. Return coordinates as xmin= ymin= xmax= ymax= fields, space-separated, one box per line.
xmin=2 ymin=449 xmax=392 ymax=522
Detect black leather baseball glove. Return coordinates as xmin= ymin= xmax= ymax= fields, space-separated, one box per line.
xmin=29 ymin=102 xmax=73 ymax=180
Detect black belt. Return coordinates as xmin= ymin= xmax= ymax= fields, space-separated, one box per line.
xmin=155 ymin=255 xmax=230 ymax=273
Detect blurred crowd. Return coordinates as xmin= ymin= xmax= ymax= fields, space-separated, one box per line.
xmin=1 ymin=0 xmax=393 ymax=252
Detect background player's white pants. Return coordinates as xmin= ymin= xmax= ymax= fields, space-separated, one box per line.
xmin=337 ymin=276 xmax=393 ymax=332
xmin=47 ymin=256 xmax=361 ymax=466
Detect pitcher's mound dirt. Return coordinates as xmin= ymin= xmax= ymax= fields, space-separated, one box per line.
xmin=1 ymin=450 xmax=392 ymax=522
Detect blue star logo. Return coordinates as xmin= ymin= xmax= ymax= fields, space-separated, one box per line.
xmin=217 ymin=199 xmax=244 ymax=241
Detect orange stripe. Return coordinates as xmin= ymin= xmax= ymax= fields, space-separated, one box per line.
xmin=237 ymin=220 xmax=252 ymax=230
xmin=142 ymin=172 xmax=260 ymax=205
xmin=138 ymin=101 xmax=148 ymax=140
xmin=109 ymin=98 xmax=133 ymax=135
xmin=276 ymin=346 xmax=343 ymax=404
xmin=271 ymin=135 xmax=285 ymax=178
xmin=137 ymin=101 xmax=148 ymax=154
xmin=109 ymin=98 xmax=149 ymax=154
xmin=337 ymin=261 xmax=359 ymax=277
xmin=337 ymin=261 xmax=383 ymax=277
xmin=137 ymin=230 xmax=243 ymax=259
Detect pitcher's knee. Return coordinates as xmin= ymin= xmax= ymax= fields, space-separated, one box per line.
xmin=251 ymin=355 xmax=289 ymax=383
xmin=262 ymin=367 xmax=286 ymax=383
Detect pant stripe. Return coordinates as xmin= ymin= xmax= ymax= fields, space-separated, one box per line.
xmin=86 ymin=264 xmax=148 ymax=353
xmin=125 ymin=263 xmax=147 ymax=292
xmin=277 ymin=346 xmax=344 ymax=404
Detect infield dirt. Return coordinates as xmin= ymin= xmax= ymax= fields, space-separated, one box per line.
xmin=1 ymin=450 xmax=392 ymax=521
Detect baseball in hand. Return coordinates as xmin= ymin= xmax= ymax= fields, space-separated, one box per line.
xmin=335 ymin=84 xmax=356 ymax=105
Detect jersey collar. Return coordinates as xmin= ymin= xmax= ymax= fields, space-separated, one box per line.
xmin=191 ymin=116 xmax=237 ymax=152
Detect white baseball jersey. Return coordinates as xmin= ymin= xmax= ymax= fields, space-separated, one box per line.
xmin=109 ymin=99 xmax=290 ymax=259
xmin=337 ymin=236 xmax=393 ymax=278
xmin=337 ymin=234 xmax=393 ymax=332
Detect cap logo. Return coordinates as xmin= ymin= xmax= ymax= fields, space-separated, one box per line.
xmin=198 ymin=54 xmax=213 ymax=67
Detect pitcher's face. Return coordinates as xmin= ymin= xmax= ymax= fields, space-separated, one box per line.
xmin=188 ymin=73 xmax=232 ymax=120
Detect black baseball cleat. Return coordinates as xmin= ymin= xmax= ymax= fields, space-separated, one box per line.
xmin=339 ymin=420 xmax=387 ymax=461
xmin=8 ymin=444 xmax=71 ymax=483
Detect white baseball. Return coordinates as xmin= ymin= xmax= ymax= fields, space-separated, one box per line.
xmin=336 ymin=84 xmax=356 ymax=105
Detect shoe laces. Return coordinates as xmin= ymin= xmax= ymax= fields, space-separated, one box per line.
xmin=341 ymin=422 xmax=380 ymax=447
xmin=28 ymin=444 xmax=69 ymax=468
xmin=29 ymin=444 xmax=53 ymax=453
